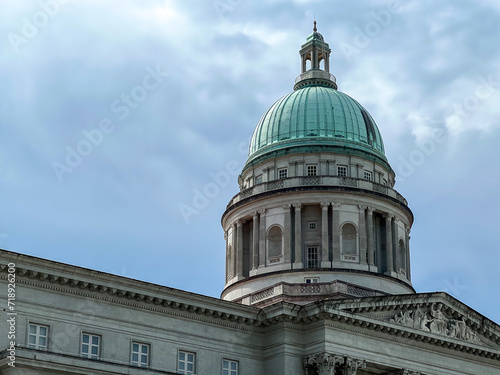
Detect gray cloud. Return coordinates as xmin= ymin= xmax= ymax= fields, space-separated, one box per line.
xmin=1 ymin=0 xmax=499 ymax=323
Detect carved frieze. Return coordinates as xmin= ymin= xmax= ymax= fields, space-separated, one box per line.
xmin=390 ymin=303 xmax=482 ymax=344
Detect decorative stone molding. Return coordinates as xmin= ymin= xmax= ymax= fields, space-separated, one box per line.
xmin=293 ymin=203 xmax=302 ymax=210
xmin=384 ymin=370 xmax=421 ymax=375
xmin=303 ymin=352 xmax=366 ymax=375
xmin=302 ymin=176 xmax=321 ymax=185
xmin=400 ymin=370 xmax=421 ymax=375
xmin=339 ymin=177 xmax=357 ymax=187
xmin=303 ymin=352 xmax=343 ymax=375
xmin=320 ymin=202 xmax=330 ymax=209
xmin=258 ymin=209 xmax=266 ymax=216
xmin=332 ymin=202 xmax=341 ymax=209
xmin=0 ymin=262 xmax=260 ymax=330
xmin=344 ymin=357 xmax=366 ymax=375
xmin=390 ymin=302 xmax=482 ymax=344
xmin=267 ymin=180 xmax=284 ymax=190
xmin=373 ymin=183 xmax=388 ymax=194
xmin=282 ymin=204 xmax=292 ymax=210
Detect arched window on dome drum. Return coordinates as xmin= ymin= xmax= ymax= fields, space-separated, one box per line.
xmin=341 ymin=224 xmax=358 ymax=255
xmin=267 ymin=226 xmax=283 ymax=259
xmin=399 ymin=239 xmax=407 ymax=274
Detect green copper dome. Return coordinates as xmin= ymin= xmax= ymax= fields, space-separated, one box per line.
xmin=245 ymin=85 xmax=388 ymax=169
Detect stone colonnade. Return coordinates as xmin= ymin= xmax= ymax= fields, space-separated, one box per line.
xmin=225 ymin=202 xmax=410 ymax=282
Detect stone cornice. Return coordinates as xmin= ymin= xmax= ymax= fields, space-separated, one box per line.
xmin=2 ymin=250 xmax=499 ymax=360
xmin=262 ymin=297 xmax=500 ymax=360
xmin=0 ymin=250 xmax=261 ymax=328
xmin=222 ymin=182 xmax=413 ymax=225
xmin=257 ymin=302 xmax=500 ymax=361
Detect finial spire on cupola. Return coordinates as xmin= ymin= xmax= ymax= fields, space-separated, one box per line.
xmin=293 ymin=22 xmax=337 ymax=91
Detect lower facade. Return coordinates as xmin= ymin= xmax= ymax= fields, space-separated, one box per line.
xmin=1 ymin=250 xmax=499 ymax=374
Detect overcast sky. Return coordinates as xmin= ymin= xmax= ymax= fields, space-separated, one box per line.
xmin=1 ymin=0 xmax=500 ymax=324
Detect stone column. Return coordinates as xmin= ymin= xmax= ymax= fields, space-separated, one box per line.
xmin=358 ymin=206 xmax=367 ymax=264
xmin=320 ymin=202 xmax=330 ymax=267
xmin=293 ymin=203 xmax=303 ymax=268
xmin=236 ymin=220 xmax=243 ymax=278
xmin=231 ymin=223 xmax=237 ymax=278
xmin=283 ymin=204 xmax=292 ymax=264
xmin=406 ymin=226 xmax=411 ymax=280
xmin=393 ymin=217 xmax=399 ymax=272
xmin=393 ymin=220 xmax=401 ymax=273
xmin=367 ymin=208 xmax=375 ymax=267
xmin=224 ymin=231 xmax=229 ymax=282
xmin=332 ymin=203 xmax=341 ymax=262
xmin=258 ymin=210 xmax=266 ymax=268
xmin=312 ymin=48 xmax=317 ymax=69
xmin=385 ymin=215 xmax=393 ymax=275
xmin=252 ymin=212 xmax=259 ymax=270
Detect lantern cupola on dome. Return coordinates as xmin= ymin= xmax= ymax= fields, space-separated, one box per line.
xmin=222 ymin=24 xmax=413 ymax=307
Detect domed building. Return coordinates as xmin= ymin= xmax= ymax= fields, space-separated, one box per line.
xmin=222 ymin=23 xmax=413 ymax=307
xmin=1 ymin=25 xmax=499 ymax=375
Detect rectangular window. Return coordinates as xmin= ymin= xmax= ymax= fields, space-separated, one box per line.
xmin=364 ymin=171 xmax=372 ymax=181
xmin=278 ymin=168 xmax=288 ymax=179
xmin=308 ymin=222 xmax=317 ymax=230
xmin=255 ymin=175 xmax=262 ymax=184
xmin=223 ymin=359 xmax=238 ymax=375
xmin=131 ymin=342 xmax=149 ymax=368
xmin=307 ymin=165 xmax=317 ymax=176
xmin=28 ymin=323 xmax=48 ymax=350
xmin=305 ymin=277 xmax=319 ymax=284
xmin=337 ymin=165 xmax=347 ymax=177
xmin=306 ymin=247 xmax=319 ymax=268
xmin=178 ymin=350 xmax=196 ymax=374
xmin=81 ymin=333 xmax=100 ymax=359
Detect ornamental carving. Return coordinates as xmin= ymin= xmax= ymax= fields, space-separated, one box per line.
xmin=385 ymin=370 xmax=421 ymax=375
xmin=303 ymin=352 xmax=366 ymax=375
xmin=390 ymin=303 xmax=481 ymax=344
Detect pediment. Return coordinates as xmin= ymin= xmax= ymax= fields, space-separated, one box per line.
xmin=321 ymin=292 xmax=500 ymax=351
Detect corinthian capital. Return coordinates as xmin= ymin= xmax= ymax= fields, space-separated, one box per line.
xmin=303 ymin=352 xmax=343 ymax=375
xmin=344 ymin=357 xmax=366 ymax=375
